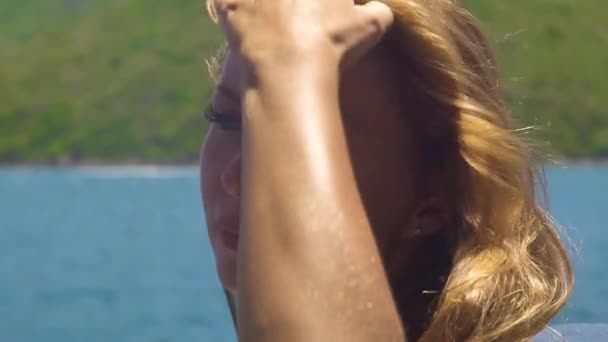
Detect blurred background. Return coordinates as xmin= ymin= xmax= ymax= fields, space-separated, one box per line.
xmin=0 ymin=0 xmax=606 ymax=341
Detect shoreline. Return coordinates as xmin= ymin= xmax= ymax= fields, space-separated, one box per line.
xmin=544 ymin=157 xmax=608 ymax=167
xmin=2 ymin=157 xmax=608 ymax=169
xmin=0 ymin=161 xmax=200 ymax=169
xmin=1 ymin=164 xmax=607 ymax=171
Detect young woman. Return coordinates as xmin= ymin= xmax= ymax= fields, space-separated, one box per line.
xmin=199 ymin=0 xmax=573 ymax=340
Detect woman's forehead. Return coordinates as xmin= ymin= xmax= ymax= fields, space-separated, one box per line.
xmin=214 ymin=45 xmax=404 ymax=112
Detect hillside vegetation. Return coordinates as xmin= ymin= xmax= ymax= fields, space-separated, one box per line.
xmin=0 ymin=0 xmax=606 ymax=163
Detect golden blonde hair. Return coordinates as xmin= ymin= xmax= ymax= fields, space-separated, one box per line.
xmin=369 ymin=0 xmax=573 ymax=340
xmin=205 ymin=0 xmax=573 ymax=340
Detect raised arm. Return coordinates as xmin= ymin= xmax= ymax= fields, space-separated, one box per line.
xmin=210 ymin=0 xmax=406 ymax=341
xmin=239 ymin=64 xmax=405 ymax=342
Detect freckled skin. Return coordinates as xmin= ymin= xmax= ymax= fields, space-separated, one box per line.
xmin=199 ymin=1 xmax=438 ymax=340
xmin=201 ymin=48 xmax=421 ymax=292
xmin=201 ymin=47 xmax=426 ymax=341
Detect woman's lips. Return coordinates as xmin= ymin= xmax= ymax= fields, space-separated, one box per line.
xmin=219 ymin=229 xmax=239 ymax=251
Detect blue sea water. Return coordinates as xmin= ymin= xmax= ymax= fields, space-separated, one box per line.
xmin=0 ymin=165 xmax=606 ymax=341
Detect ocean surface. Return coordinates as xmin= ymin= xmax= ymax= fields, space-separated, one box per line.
xmin=0 ymin=165 xmax=606 ymax=341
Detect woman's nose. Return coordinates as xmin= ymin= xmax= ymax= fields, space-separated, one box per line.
xmin=220 ymin=153 xmax=241 ymax=199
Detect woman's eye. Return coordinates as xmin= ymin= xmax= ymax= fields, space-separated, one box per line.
xmin=204 ymin=104 xmax=242 ymax=131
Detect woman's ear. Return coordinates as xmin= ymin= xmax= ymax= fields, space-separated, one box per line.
xmin=403 ymin=197 xmax=447 ymax=239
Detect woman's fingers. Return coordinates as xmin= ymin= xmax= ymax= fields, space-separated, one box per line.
xmin=213 ymin=0 xmax=252 ymax=17
xmin=357 ymin=1 xmax=395 ymax=42
xmin=212 ymin=0 xmax=253 ymax=45
xmin=340 ymin=1 xmax=395 ymax=68
xmin=212 ymin=0 xmax=394 ymax=70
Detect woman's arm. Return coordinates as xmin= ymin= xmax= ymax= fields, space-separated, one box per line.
xmin=238 ymin=63 xmax=405 ymax=342
xmin=211 ymin=0 xmax=405 ymax=340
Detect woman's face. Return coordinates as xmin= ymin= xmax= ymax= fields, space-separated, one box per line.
xmin=200 ymin=48 xmax=422 ymax=293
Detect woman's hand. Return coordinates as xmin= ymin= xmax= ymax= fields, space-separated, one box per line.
xmin=209 ymin=1 xmax=405 ymax=341
xmin=212 ymin=0 xmax=394 ymax=72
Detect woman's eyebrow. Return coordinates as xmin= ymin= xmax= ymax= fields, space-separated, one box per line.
xmin=216 ymin=83 xmax=241 ymax=106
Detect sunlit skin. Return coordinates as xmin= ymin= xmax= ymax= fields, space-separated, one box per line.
xmin=201 ymin=46 xmax=444 ymax=286
xmin=199 ymin=0 xmax=446 ymax=340
xmin=200 ymin=51 xmax=447 ymax=339
xmin=196 ymin=0 xmax=577 ymax=339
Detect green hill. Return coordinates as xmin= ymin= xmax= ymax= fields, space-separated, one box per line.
xmin=0 ymin=0 xmax=606 ymax=163
xmin=464 ymin=0 xmax=608 ymax=158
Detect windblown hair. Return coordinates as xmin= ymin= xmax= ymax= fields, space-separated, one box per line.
xmin=369 ymin=0 xmax=573 ymax=340
xmin=206 ymin=0 xmax=573 ymax=340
